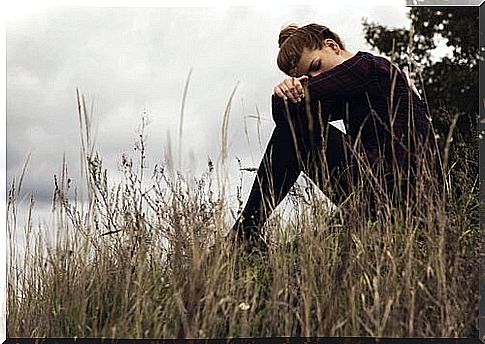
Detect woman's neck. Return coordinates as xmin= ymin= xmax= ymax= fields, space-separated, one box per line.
xmin=341 ymin=50 xmax=355 ymax=61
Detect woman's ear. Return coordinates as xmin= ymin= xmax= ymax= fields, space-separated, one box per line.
xmin=323 ymin=39 xmax=341 ymax=53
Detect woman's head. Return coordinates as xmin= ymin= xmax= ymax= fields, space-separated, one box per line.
xmin=277 ymin=23 xmax=347 ymax=77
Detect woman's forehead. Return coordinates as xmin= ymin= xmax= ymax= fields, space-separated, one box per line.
xmin=295 ymin=48 xmax=319 ymax=74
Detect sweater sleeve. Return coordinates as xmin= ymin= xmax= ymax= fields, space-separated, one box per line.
xmin=271 ymin=91 xmax=344 ymax=124
xmin=307 ymin=52 xmax=376 ymax=100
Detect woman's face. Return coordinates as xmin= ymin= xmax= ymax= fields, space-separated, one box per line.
xmin=295 ymin=40 xmax=345 ymax=77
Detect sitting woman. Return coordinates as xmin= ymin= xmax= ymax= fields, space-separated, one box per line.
xmin=231 ymin=23 xmax=443 ymax=251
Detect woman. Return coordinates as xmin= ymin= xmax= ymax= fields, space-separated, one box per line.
xmin=231 ymin=23 xmax=443 ymax=251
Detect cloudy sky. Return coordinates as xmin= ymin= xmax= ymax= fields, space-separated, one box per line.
xmin=6 ymin=4 xmax=412 ymax=224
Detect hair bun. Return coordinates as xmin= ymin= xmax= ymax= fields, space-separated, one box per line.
xmin=278 ymin=24 xmax=299 ymax=48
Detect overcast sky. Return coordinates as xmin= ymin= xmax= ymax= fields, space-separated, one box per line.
xmin=6 ymin=4 xmax=411 ymax=223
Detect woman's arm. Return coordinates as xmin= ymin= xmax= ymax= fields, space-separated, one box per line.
xmin=271 ymin=92 xmax=344 ymax=124
xmin=273 ymin=52 xmax=376 ymax=103
xmin=272 ymin=52 xmax=376 ymax=122
xmin=306 ymin=52 xmax=375 ymax=99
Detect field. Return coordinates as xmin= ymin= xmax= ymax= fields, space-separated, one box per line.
xmin=6 ymin=91 xmax=479 ymax=338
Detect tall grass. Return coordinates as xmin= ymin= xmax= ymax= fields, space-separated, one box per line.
xmin=6 ymin=82 xmax=479 ymax=338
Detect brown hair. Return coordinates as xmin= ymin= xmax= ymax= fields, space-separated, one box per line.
xmin=277 ymin=23 xmax=345 ymax=76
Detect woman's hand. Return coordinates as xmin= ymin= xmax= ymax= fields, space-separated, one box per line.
xmin=274 ymin=76 xmax=309 ymax=103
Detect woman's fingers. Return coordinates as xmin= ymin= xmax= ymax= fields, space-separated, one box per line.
xmin=285 ymin=78 xmax=306 ymax=103
xmin=274 ymin=84 xmax=295 ymax=102
xmin=292 ymin=77 xmax=306 ymax=97
xmin=274 ymin=86 xmax=287 ymax=100
xmin=274 ymin=77 xmax=308 ymax=102
xmin=284 ymin=79 xmax=301 ymax=102
xmin=298 ymin=75 xmax=309 ymax=83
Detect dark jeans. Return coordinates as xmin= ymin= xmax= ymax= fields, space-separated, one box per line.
xmin=232 ymin=99 xmax=359 ymax=242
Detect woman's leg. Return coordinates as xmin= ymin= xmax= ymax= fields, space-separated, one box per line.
xmin=305 ymin=123 xmax=359 ymax=207
xmin=231 ymin=96 xmax=354 ymax=248
xmin=232 ymin=120 xmax=306 ymax=244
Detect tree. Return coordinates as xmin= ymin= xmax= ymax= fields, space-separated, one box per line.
xmin=363 ymin=6 xmax=479 ymax=199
